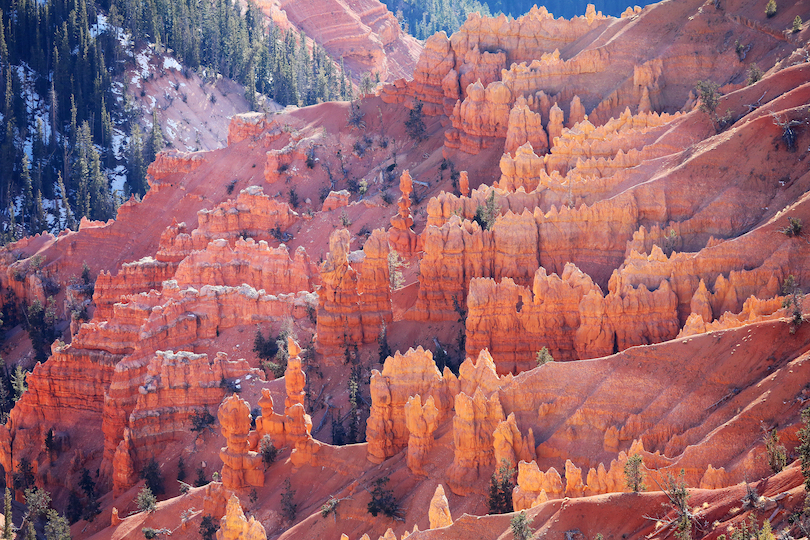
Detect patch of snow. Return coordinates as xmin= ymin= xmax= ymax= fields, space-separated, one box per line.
xmin=136 ymin=49 xmax=152 ymax=79
xmin=89 ymin=14 xmax=109 ymax=39
xmin=110 ymin=165 xmax=127 ymax=196
xmin=163 ymin=57 xmax=182 ymax=71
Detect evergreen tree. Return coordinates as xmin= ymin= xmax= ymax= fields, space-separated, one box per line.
xmin=20 ymin=154 xmax=34 ymax=232
xmin=58 ymin=173 xmax=75 ymax=230
xmin=126 ymin=124 xmax=146 ymax=196
xmin=34 ymin=190 xmax=46 ymax=233
xmin=147 ymin=108 xmax=164 ymax=164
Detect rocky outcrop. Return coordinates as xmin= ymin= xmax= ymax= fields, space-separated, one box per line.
xmin=403 ymin=394 xmax=440 ymax=475
xmin=111 ymin=350 xmax=259 ymax=494
xmin=366 ymin=347 xmax=450 ymax=463
xmin=322 ymin=190 xmax=350 ymax=212
xmin=428 ymin=484 xmax=453 ymax=529
xmin=492 ymin=413 xmax=536 ymax=470
xmin=445 ymin=80 xmax=511 ymax=154
xmin=228 ymin=112 xmax=273 ymax=146
xmin=218 ymin=394 xmax=264 ymax=490
xmin=172 ymin=238 xmax=318 ymax=293
xmin=155 ymin=187 xmax=300 ymax=263
xmin=466 ymin=259 xmax=679 ymax=371
xmin=415 ymin=193 xmax=640 ymax=325
xmin=512 ymin=461 xmax=560 ymax=510
xmin=101 ymin=282 xmax=316 ymax=490
xmin=447 ymin=388 xmax=505 ymax=495
xmin=146 ymin=151 xmax=205 ymax=187
xmin=504 ymin=97 xmax=548 ymax=156
xmin=389 ymin=171 xmax=419 ymax=256
xmin=316 ymin=229 xmax=392 ymax=358
xmin=217 ymin=494 xmax=267 ymax=540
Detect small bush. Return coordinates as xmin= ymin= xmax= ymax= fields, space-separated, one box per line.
xmin=305 ymin=147 xmax=317 ymax=168
xmin=288 ymin=188 xmax=299 ymax=209
xmin=511 ymin=511 xmax=534 ymax=540
xmin=664 ymin=471 xmax=693 ymax=540
xmin=695 ymin=80 xmax=720 ymax=116
xmin=780 ymin=216 xmax=803 ymax=237
xmin=474 ymin=190 xmax=499 ymax=231
xmin=367 ymin=477 xmax=399 ymax=518
xmin=765 ymin=0 xmax=776 ymax=18
xmin=321 ymin=497 xmax=340 ymax=518
xmin=536 ymin=347 xmax=554 ymax=366
xmin=194 ymin=466 xmax=209 ymax=487
xmin=136 ymin=486 xmax=156 ymax=513
xmin=177 ymin=457 xmax=186 ymax=482
xmin=781 ymin=274 xmax=804 ymax=333
xmin=405 ymin=99 xmax=426 ymax=141
xmin=199 ymin=514 xmax=218 ymax=540
xmin=226 ymin=180 xmax=237 ymax=195
xmin=142 ymin=528 xmax=158 ymax=539
xmin=253 ymin=328 xmax=279 ymax=361
xmin=747 ymin=64 xmax=763 ymax=85
xmin=793 ymin=15 xmax=802 ymax=32
xmin=24 ymin=487 xmax=51 ymax=519
xmin=340 ymin=211 xmax=352 ymax=228
xmin=347 ymin=102 xmax=366 ymax=129
xmin=260 ymin=435 xmax=278 ymax=468
xmin=281 ymin=478 xmax=297 ymax=522
xmin=381 ymin=191 xmax=394 ymax=205
xmin=190 ymin=409 xmax=215 ymax=434
xmin=764 ymin=428 xmax=787 ymax=473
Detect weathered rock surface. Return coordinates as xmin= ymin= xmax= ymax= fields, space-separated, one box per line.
xmin=218 ymin=394 xmax=264 ymax=490
xmin=217 ymin=494 xmax=267 ymax=540
xmin=317 ymin=228 xmax=392 ymax=358
xmin=428 ymin=484 xmax=452 ymax=529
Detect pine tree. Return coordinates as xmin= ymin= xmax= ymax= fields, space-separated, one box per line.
xmin=34 ymin=190 xmax=46 ymax=233
xmin=147 ymin=108 xmax=164 ymax=164
xmin=88 ymin=148 xmax=112 ymax=221
xmin=57 ymin=173 xmax=75 ymax=230
xmin=21 ymin=154 xmax=34 ymax=232
xmin=127 ymin=124 xmax=146 ymax=196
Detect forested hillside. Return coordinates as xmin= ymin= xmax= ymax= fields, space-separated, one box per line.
xmin=0 ymin=0 xmax=353 ymax=242
xmin=383 ymin=0 xmax=656 ymax=40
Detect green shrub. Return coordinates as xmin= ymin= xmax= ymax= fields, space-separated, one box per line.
xmin=260 ymin=435 xmax=278 ymax=468
xmin=488 ymin=460 xmax=515 ymax=514
xmin=765 ymin=0 xmax=777 ymax=17
xmin=536 ymin=347 xmax=554 ymax=366
xmin=764 ymin=428 xmax=787 ymax=473
xmin=281 ymin=478 xmax=297 ymax=522
xmin=793 ymin=15 xmax=802 ymax=32
xmin=140 ymin=458 xmax=165 ymax=495
xmin=624 ymin=454 xmax=645 ymax=492
xmin=474 ymin=190 xmax=499 ymax=231
xmin=746 ymin=64 xmax=763 ymax=85
xmin=136 ymin=486 xmax=156 ymax=513
xmin=199 ymin=515 xmax=218 ymax=540
xmin=405 ymin=99 xmax=426 ymax=141
xmin=511 ymin=511 xmax=534 ymax=540
xmin=367 ymin=477 xmax=399 ymax=518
